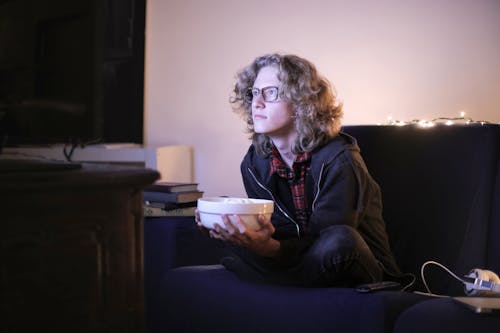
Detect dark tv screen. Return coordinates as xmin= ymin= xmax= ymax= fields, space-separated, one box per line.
xmin=0 ymin=0 xmax=145 ymax=147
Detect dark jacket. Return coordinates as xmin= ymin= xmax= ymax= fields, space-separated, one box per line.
xmin=239 ymin=132 xmax=401 ymax=276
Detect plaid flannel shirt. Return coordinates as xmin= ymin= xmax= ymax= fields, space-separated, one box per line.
xmin=270 ymin=146 xmax=312 ymax=226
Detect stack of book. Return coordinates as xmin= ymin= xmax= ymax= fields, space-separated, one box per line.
xmin=143 ymin=181 xmax=203 ymax=217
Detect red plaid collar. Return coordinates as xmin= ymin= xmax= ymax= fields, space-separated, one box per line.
xmin=270 ymin=146 xmax=311 ymax=176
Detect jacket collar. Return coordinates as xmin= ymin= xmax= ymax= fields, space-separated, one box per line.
xmin=247 ymin=131 xmax=360 ymax=184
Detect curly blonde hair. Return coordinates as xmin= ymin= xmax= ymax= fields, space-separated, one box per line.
xmin=230 ymin=53 xmax=343 ymax=157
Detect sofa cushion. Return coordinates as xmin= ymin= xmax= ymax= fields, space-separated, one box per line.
xmin=394 ymin=297 xmax=500 ymax=332
xmin=160 ymin=265 xmax=430 ymax=333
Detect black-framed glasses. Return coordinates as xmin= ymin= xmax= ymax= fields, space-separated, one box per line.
xmin=244 ymin=86 xmax=280 ymax=103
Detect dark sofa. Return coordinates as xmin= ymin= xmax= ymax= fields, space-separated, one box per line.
xmin=145 ymin=124 xmax=500 ymax=333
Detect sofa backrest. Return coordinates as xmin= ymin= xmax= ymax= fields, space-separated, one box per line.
xmin=343 ymin=124 xmax=500 ymax=295
xmin=487 ymin=158 xmax=500 ymax=275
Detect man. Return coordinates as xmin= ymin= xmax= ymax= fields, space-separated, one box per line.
xmin=196 ymin=53 xmax=401 ymax=287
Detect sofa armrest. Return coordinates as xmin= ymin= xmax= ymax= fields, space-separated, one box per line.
xmin=144 ymin=216 xmax=229 ymax=272
xmin=144 ymin=216 xmax=230 ymax=332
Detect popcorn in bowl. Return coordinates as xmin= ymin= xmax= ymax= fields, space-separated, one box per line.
xmin=197 ymin=197 xmax=274 ymax=231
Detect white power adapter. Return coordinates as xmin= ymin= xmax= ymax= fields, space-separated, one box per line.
xmin=420 ymin=261 xmax=500 ymax=297
xmin=463 ymin=268 xmax=500 ymax=296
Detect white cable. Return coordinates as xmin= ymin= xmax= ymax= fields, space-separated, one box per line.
xmin=420 ymin=260 xmax=468 ymax=296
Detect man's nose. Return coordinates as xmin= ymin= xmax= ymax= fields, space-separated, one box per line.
xmin=252 ymin=94 xmax=265 ymax=108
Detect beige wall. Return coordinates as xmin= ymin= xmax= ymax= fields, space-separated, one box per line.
xmin=144 ymin=0 xmax=500 ymax=197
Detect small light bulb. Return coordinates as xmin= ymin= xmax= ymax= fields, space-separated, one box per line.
xmin=445 ymin=120 xmax=453 ymax=126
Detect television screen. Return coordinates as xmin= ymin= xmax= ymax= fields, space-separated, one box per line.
xmin=0 ymin=0 xmax=144 ymax=147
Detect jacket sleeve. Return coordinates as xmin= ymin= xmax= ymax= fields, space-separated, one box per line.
xmin=309 ymin=152 xmax=361 ymax=236
xmin=277 ymin=155 xmax=361 ymax=263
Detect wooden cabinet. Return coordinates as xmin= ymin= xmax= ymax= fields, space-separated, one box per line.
xmin=0 ymin=159 xmax=159 ymax=332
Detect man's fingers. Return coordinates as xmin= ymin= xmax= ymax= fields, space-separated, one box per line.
xmin=231 ymin=215 xmax=247 ymax=234
xmin=209 ymin=229 xmax=223 ymax=240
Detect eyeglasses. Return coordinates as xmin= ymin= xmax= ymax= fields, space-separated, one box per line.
xmin=244 ymin=86 xmax=280 ymax=103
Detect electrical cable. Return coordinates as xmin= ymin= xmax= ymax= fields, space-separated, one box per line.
xmin=420 ymin=260 xmax=469 ymax=297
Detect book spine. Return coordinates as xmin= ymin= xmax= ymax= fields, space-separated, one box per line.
xmin=145 ymin=184 xmax=198 ymax=193
xmin=144 ymin=201 xmax=197 ymax=210
xmin=143 ymin=190 xmax=203 ymax=204
xmin=143 ymin=191 xmax=177 ymax=203
xmin=143 ymin=206 xmax=196 ymax=217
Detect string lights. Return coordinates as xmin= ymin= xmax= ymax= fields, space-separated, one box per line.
xmin=379 ymin=112 xmax=495 ymax=128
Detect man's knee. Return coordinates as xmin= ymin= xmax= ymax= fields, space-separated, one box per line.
xmin=302 ymin=225 xmax=382 ymax=286
xmin=309 ymin=225 xmax=366 ymax=261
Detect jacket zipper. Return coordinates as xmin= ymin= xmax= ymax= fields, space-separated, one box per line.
xmin=311 ymin=163 xmax=325 ymax=211
xmin=247 ymin=168 xmax=301 ymax=239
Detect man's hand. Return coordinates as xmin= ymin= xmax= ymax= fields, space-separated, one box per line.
xmin=194 ymin=209 xmax=210 ymax=235
xmin=211 ymin=214 xmax=280 ymax=258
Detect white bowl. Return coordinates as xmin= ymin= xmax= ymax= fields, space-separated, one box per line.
xmin=197 ymin=197 xmax=274 ymax=231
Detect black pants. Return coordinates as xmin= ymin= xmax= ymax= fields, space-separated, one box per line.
xmin=222 ymin=225 xmax=384 ymax=287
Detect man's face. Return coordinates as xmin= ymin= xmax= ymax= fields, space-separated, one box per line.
xmin=251 ymin=66 xmax=295 ymax=139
